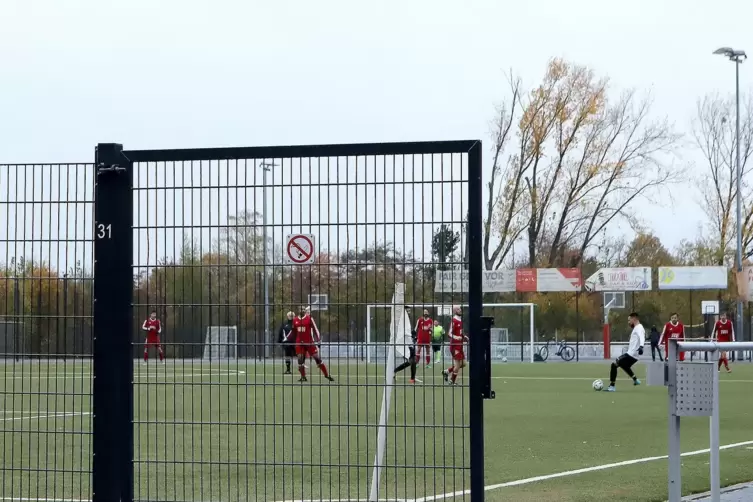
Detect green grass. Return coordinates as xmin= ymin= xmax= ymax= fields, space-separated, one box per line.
xmin=1 ymin=360 xmax=753 ymax=501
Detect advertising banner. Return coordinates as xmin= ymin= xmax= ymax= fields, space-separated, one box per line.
xmin=515 ymin=268 xmax=582 ymax=292
xmin=657 ymin=266 xmax=727 ymax=290
xmin=434 ymin=269 xmax=515 ymax=293
xmin=584 ymin=267 xmax=652 ymax=292
xmin=738 ymin=266 xmax=753 ymax=302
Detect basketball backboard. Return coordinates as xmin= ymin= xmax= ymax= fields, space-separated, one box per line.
xmin=701 ymin=300 xmax=719 ymax=315
xmin=308 ymin=294 xmax=329 ymax=311
xmin=603 ymin=291 xmax=626 ymax=309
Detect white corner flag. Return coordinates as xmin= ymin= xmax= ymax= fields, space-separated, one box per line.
xmin=369 ymin=282 xmax=407 ymax=501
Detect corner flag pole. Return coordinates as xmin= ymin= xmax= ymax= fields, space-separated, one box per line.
xmin=369 ymin=283 xmax=404 ymax=501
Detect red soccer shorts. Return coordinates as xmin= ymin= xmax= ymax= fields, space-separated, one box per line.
xmin=451 ymin=346 xmax=465 ymax=361
xmin=416 ymin=337 xmax=430 ymax=352
xmin=296 ymin=344 xmax=318 ymax=358
xmin=145 ymin=332 xmax=161 ymax=347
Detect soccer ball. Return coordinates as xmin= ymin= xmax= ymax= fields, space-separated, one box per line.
xmin=502 ymin=357 xmax=508 ymax=363
xmin=592 ymin=379 xmax=604 ymax=391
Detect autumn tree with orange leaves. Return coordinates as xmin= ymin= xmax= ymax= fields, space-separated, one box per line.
xmin=484 ymin=58 xmax=681 ymax=269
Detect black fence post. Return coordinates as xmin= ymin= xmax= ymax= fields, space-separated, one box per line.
xmin=93 ymin=143 xmax=134 ymax=502
xmin=467 ymin=141 xmax=485 ymax=502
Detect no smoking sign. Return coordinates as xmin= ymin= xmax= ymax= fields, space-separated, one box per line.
xmin=284 ymin=234 xmax=316 ymax=265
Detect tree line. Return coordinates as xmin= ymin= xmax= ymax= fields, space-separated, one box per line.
xmin=0 ymin=228 xmax=746 ymax=355
xmin=1 ymin=57 xmax=751 ymax=354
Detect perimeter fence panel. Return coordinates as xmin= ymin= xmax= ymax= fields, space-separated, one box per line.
xmin=121 ymin=141 xmax=483 ymax=502
xmin=0 ymin=162 xmax=94 ymax=502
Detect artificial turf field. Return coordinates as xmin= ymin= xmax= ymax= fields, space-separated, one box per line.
xmin=1 ymin=359 xmax=752 ymax=501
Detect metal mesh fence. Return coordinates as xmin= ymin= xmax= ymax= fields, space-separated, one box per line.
xmin=128 ymin=143 xmax=477 ymax=501
xmin=0 ymin=163 xmax=94 ymax=501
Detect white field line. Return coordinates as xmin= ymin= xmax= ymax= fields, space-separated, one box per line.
xmin=205 ymin=373 xmax=753 ymax=384
xmin=0 ymin=498 xmax=89 ymax=502
xmin=0 ymin=410 xmax=62 ymax=415
xmin=2 ymin=370 xmax=246 ymax=380
xmin=6 ymin=440 xmax=753 ymax=502
xmin=414 ymin=439 xmax=753 ymax=501
xmin=274 ymin=499 xmax=407 ymax=502
xmin=4 ymin=370 xmax=753 ymax=384
xmin=1 ymin=411 xmax=91 ymax=422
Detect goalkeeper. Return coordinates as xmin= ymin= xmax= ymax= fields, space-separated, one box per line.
xmin=394 ymin=315 xmax=418 ymax=383
xmin=277 ymin=311 xmax=296 ymax=374
xmin=431 ymin=320 xmax=445 ymax=364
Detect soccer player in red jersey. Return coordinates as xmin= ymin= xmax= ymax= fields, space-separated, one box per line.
xmin=142 ymin=310 xmax=165 ymax=363
xmin=293 ymin=307 xmax=334 ymax=383
xmin=659 ymin=313 xmax=685 ymax=362
xmin=712 ymin=312 xmax=735 ymax=373
xmin=414 ymin=309 xmax=434 ymax=368
xmin=442 ymin=306 xmax=467 ymax=386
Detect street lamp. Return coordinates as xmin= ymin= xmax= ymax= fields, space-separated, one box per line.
xmin=259 ymin=161 xmax=278 ymax=359
xmin=713 ymin=47 xmax=747 ymax=348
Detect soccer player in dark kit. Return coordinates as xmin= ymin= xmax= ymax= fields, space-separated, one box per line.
xmin=277 ymin=311 xmax=296 ymax=374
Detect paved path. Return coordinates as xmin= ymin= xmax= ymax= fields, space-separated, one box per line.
xmin=683 ymin=482 xmax=753 ymax=501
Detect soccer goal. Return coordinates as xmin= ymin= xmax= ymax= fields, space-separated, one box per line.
xmin=365 ymin=301 xmax=536 ymax=363
xmin=202 ymin=326 xmax=239 ymax=360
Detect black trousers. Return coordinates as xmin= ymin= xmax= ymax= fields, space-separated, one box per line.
xmin=650 ymin=342 xmax=663 ymax=361
xmin=610 ymin=354 xmax=637 ymax=384
xmin=282 ymin=344 xmax=296 ymax=358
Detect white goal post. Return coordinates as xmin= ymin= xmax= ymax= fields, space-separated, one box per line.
xmin=202 ymin=326 xmax=239 ymax=360
xmin=365 ymin=302 xmax=536 ymax=363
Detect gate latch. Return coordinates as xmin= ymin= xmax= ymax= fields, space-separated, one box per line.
xmin=97 ymin=163 xmax=126 ymax=175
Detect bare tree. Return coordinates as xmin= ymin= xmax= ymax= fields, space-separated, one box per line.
xmin=484 ymin=59 xmax=679 ymax=269
xmin=516 ymin=59 xmax=609 ymax=266
xmin=692 ymin=92 xmax=753 ymax=265
xmin=564 ymin=90 xmax=680 ymax=264
xmin=483 ymin=74 xmax=527 ymax=270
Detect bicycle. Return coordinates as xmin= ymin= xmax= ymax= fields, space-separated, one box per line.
xmin=538 ymin=338 xmax=575 ymax=362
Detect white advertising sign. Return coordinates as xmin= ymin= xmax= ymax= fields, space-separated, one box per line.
xmin=434 ymin=270 xmax=515 ymax=293
xmin=515 ymin=268 xmax=582 ymax=292
xmin=742 ymin=266 xmax=753 ymax=302
xmin=584 ymin=267 xmax=652 ymax=292
xmin=657 ymin=266 xmax=727 ymax=290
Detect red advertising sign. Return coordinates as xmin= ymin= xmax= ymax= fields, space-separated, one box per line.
xmin=515 ymin=269 xmax=538 ymax=292
xmin=516 ymin=268 xmax=582 ymax=292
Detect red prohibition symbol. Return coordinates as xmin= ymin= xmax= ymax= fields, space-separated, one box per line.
xmin=287 ymin=235 xmax=314 ymax=264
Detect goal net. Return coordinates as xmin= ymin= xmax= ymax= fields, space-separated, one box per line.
xmin=202 ymin=326 xmax=238 ymax=360
xmin=491 ymin=327 xmax=509 ymax=360
xmin=366 ymin=301 xmax=537 ymax=363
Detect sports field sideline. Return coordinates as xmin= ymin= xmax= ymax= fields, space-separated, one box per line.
xmin=2 ymin=359 xmax=752 ymax=502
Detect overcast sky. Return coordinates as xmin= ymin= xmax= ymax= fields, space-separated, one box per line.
xmin=1 ymin=0 xmax=751 ymax=268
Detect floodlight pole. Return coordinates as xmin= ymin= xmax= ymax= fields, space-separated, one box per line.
xmin=260 ymin=162 xmax=274 ymax=359
xmin=714 ymin=47 xmax=747 ymax=352
xmin=602 ymin=298 xmax=616 ymax=359
xmin=734 ymin=54 xmax=745 ymax=352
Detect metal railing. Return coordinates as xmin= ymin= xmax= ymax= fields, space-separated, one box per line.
xmin=665 ymin=339 xmax=753 ymax=502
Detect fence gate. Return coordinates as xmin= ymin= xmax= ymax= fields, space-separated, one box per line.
xmin=0 ymin=163 xmax=95 ymax=501
xmin=2 ymin=140 xmax=485 ymax=502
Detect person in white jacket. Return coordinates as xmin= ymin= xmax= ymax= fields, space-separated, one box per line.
xmin=606 ymin=312 xmax=645 ymax=392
